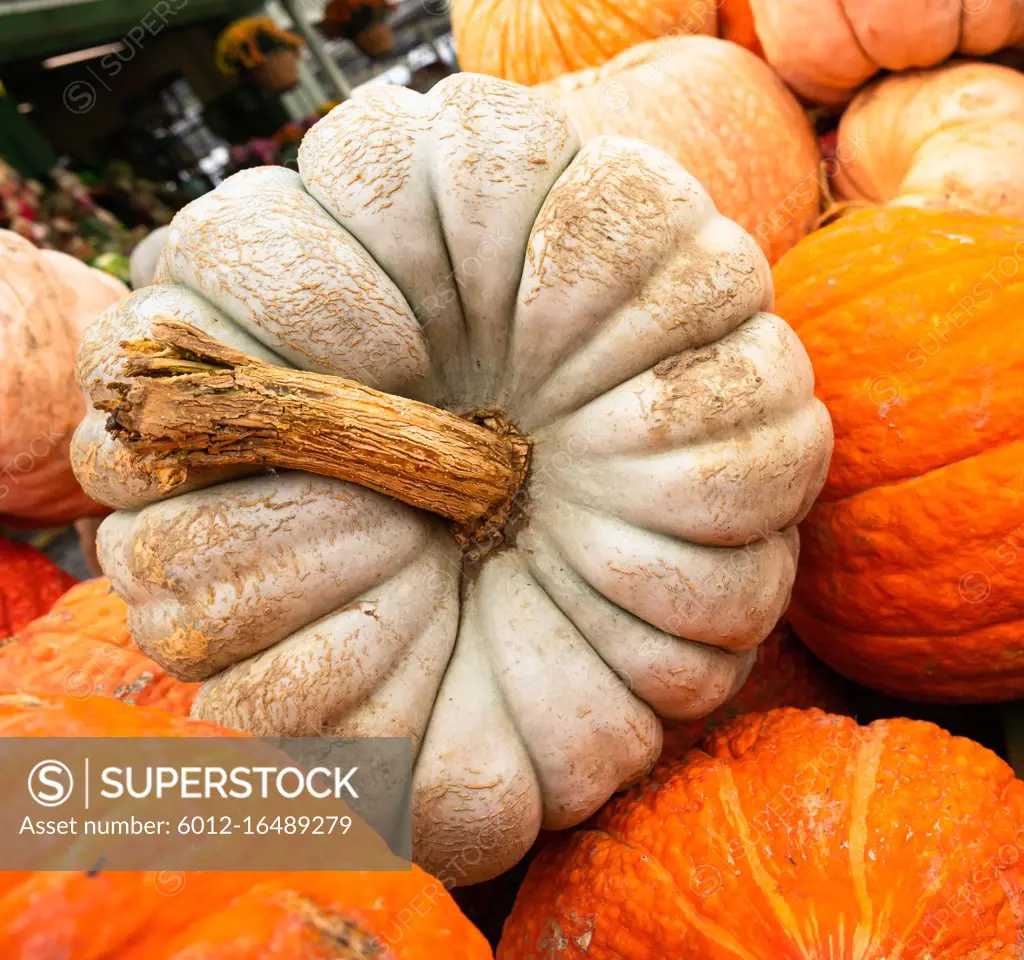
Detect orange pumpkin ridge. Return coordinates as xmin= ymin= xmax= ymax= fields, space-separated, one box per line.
xmin=450 ymin=0 xmax=719 ymax=86
xmin=774 ymin=206 xmax=1024 ymax=701
xmin=499 ymin=708 xmax=1024 ymax=958
xmin=0 ymin=578 xmax=198 ymax=715
xmin=747 ymin=0 xmax=1024 ymax=105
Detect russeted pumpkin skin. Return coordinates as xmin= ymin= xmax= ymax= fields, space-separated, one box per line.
xmin=0 ymin=693 xmax=490 ymax=960
xmin=832 ymin=60 xmax=1024 ymax=218
xmin=749 ymin=0 xmax=1024 ymax=105
xmin=72 ymin=74 xmax=833 ymax=883
xmin=498 ymin=708 xmax=1024 ymax=958
xmin=776 ymin=207 xmax=1024 ymax=702
xmin=538 ymin=37 xmax=822 ymax=264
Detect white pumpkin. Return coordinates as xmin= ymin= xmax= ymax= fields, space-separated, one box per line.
xmin=128 ymin=225 xmax=170 ymax=290
xmin=73 ymin=74 xmax=833 ymax=883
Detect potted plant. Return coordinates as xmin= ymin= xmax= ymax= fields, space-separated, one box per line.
xmin=321 ymin=0 xmax=396 ymax=58
xmin=216 ymin=16 xmax=304 ymax=94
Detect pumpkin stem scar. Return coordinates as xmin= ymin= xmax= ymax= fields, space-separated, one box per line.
xmin=99 ymin=318 xmax=532 ymax=547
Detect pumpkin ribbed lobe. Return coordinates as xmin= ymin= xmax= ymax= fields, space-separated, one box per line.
xmin=100 ymin=319 xmax=532 ymax=549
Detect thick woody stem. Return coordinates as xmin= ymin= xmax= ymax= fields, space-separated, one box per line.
xmin=100 ymin=320 xmax=531 ymax=543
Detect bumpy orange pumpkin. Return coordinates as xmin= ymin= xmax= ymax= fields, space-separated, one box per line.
xmin=450 ymin=0 xmax=718 ymax=85
xmin=538 ymin=36 xmax=821 ymax=263
xmin=832 ymin=60 xmax=1024 ymax=219
xmin=0 ymin=536 xmax=76 ymax=639
xmin=660 ymin=622 xmax=848 ymax=765
xmin=776 ymin=207 xmax=1024 ymax=702
xmin=500 ymin=708 xmax=1024 ymax=958
xmin=0 ymin=578 xmax=197 ymax=714
xmin=749 ymin=0 xmax=1024 ymax=105
xmin=0 ymin=693 xmax=491 ymax=959
xmin=0 ymin=231 xmax=116 ymax=527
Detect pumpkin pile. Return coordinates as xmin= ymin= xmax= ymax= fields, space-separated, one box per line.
xmin=0 ymin=693 xmax=491 ymax=959
xmin=4 ymin=1 xmax=1024 ymax=952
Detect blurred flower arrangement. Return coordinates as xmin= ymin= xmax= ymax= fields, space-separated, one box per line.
xmin=321 ymin=0 xmax=396 ymax=57
xmin=226 ymin=102 xmax=339 ymax=174
xmin=1 ymin=158 xmax=139 ymax=281
xmin=216 ymin=16 xmax=304 ymax=93
xmin=215 ymin=16 xmax=303 ymax=74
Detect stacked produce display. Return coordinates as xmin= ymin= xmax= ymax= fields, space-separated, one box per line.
xmin=3 ymin=0 xmax=1024 ymax=954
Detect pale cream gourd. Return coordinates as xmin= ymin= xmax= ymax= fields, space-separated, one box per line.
xmin=128 ymin=226 xmax=170 ymax=290
xmin=832 ymin=60 xmax=1024 ymax=218
xmin=73 ymin=74 xmax=833 ymax=883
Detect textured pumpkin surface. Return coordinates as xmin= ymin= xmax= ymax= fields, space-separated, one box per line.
xmin=0 ymin=871 xmax=492 ymax=959
xmin=833 ymin=61 xmax=1024 ymax=219
xmin=539 ymin=37 xmax=821 ymax=264
xmin=73 ymin=74 xmax=832 ymax=882
xmin=449 ymin=0 xmax=717 ymax=85
xmin=775 ymin=207 xmax=1024 ymax=701
xmin=0 ymin=577 xmax=197 ymax=714
xmin=0 ymin=693 xmax=490 ymax=960
xmin=499 ymin=708 xmax=1024 ymax=958
xmin=0 ymin=536 xmax=77 ymax=639
xmin=660 ymin=623 xmax=848 ymax=765
xmin=0 ymin=230 xmax=106 ymax=526
xmin=749 ymin=0 xmax=1024 ymax=105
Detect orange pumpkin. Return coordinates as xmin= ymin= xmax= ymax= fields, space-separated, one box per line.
xmin=539 ymin=36 xmax=821 ymax=263
xmin=748 ymin=0 xmax=1024 ymax=105
xmin=717 ymin=0 xmax=761 ymax=55
xmin=0 ymin=693 xmax=492 ymax=959
xmin=40 ymin=248 xmax=129 ymax=334
xmin=0 ymin=536 xmax=76 ymax=639
xmin=0 ymin=577 xmax=198 ymax=715
xmin=832 ymin=60 xmax=1024 ymax=219
xmin=449 ymin=0 xmax=718 ymax=86
xmin=499 ymin=708 xmax=1024 ymax=958
xmin=660 ymin=622 xmax=849 ymax=765
xmin=0 ymin=231 xmax=113 ymax=527
xmin=775 ymin=207 xmax=1024 ymax=702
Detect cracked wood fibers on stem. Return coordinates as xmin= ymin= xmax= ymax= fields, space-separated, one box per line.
xmin=99 ymin=319 xmax=531 ymax=544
